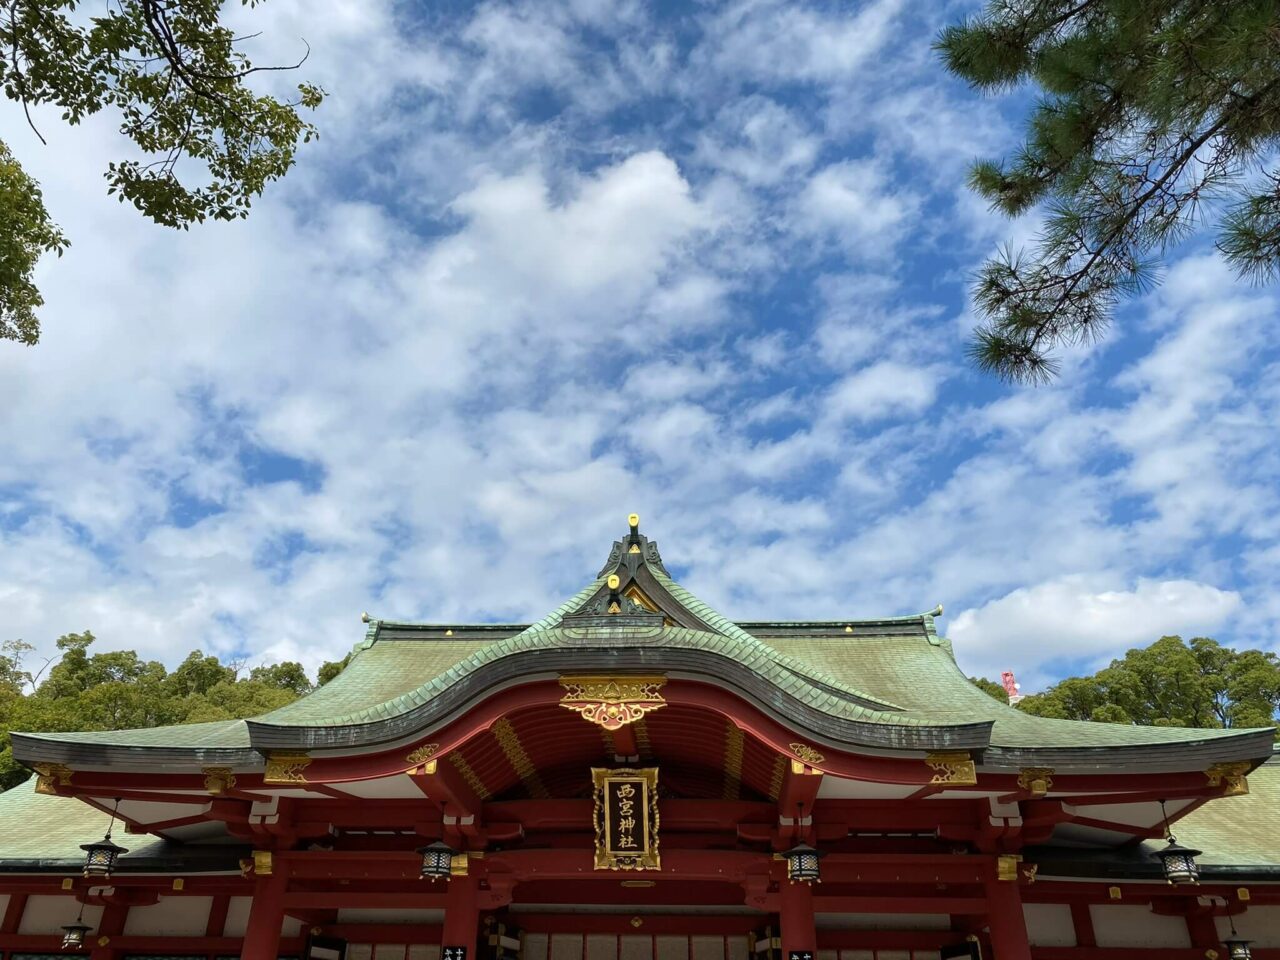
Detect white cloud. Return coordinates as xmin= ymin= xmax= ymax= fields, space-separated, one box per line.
xmin=948 ymin=576 xmax=1243 ymax=688
xmin=795 ymin=160 xmax=919 ymax=259
xmin=824 ymin=361 xmax=939 ymax=422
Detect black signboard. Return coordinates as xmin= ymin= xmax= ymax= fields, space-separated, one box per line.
xmin=591 ymin=767 xmax=660 ymax=870
xmin=941 ymin=942 xmax=982 ymax=959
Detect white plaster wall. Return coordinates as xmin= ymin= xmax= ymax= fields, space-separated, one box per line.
xmin=221 ymin=894 xmax=299 ymax=938
xmin=552 ymin=933 xmax=585 ymax=960
xmin=1090 ymin=904 xmax=1191 ymax=948
xmin=619 ymin=934 xmax=650 ymax=960
xmin=17 ymin=895 xmax=103 ymax=935
xmin=690 ymin=935 xmax=724 ymax=960
xmin=587 ymin=933 xmax=619 ymax=960
xmin=1216 ymin=905 xmax=1280 ymax=948
xmin=347 ymin=948 xmax=440 ymax=960
xmin=524 ymin=932 xmax=550 ymax=960
xmin=655 ymin=935 xmax=689 ymax=960
xmin=223 ymin=895 xmax=253 ymax=936
xmin=1023 ymin=903 xmax=1075 ymax=947
xmin=122 ymin=894 xmax=211 ymax=936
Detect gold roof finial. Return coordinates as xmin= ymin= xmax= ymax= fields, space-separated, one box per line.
xmin=607 ymin=574 xmax=621 ymax=590
xmin=628 ymin=513 xmax=640 ymax=532
xmin=361 ymin=612 xmax=371 ymax=623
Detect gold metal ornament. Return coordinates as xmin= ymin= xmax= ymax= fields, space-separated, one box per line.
xmin=33 ymin=762 xmax=73 ymax=795
xmin=925 ymin=751 xmax=977 ymax=786
xmin=253 ymin=850 xmax=273 ymax=876
xmin=1206 ymin=762 xmax=1250 ymax=796
xmin=789 ymin=742 xmax=825 ymax=766
xmin=996 ymin=854 xmax=1022 ymax=881
xmin=559 ymin=675 xmax=667 ymax=729
xmin=1017 ymin=767 xmax=1054 ymax=797
xmin=263 ymin=752 xmax=311 ymax=784
xmin=203 ymin=767 xmax=236 ymax=795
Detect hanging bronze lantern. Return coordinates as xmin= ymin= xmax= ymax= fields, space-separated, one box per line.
xmin=1155 ymin=800 xmax=1200 ymax=886
xmin=60 ymin=902 xmax=91 ymax=950
xmin=1224 ymin=907 xmax=1252 ymax=960
xmin=417 ymin=840 xmax=456 ymax=880
xmin=81 ymin=798 xmax=128 ymax=879
xmin=782 ymin=841 xmax=825 ymax=883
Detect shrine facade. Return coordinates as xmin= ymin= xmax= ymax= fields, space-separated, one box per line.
xmin=1 ymin=517 xmax=1278 ymax=960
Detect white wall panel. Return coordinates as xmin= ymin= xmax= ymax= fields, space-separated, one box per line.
xmin=1024 ymin=903 xmax=1075 ymax=947
xmin=620 ymin=935 xmax=651 ymax=960
xmin=587 ymin=934 xmax=619 ymax=960
xmin=123 ymin=894 xmax=211 ymax=936
xmin=524 ymin=932 xmax=550 ymax=960
xmin=1091 ymin=905 xmax=1190 ymax=948
xmin=655 ymin=936 xmax=689 ymax=960
xmin=17 ymin=896 xmax=102 ymax=935
xmin=1217 ymin=906 xmax=1280 ymax=948
xmin=223 ymin=896 xmax=253 ymax=936
xmin=552 ymin=933 xmax=585 ymax=960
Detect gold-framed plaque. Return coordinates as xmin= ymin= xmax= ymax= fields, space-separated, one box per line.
xmin=592 ymin=767 xmax=660 ymax=871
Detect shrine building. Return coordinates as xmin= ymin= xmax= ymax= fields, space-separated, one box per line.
xmin=2 ymin=517 xmax=1279 ymax=960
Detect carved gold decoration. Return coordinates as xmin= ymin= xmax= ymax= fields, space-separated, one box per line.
xmin=263 ymin=752 xmax=311 ymax=784
xmin=33 ymin=762 xmax=72 ymax=795
xmin=1022 ymin=864 xmax=1038 ymax=884
xmin=253 ymin=850 xmax=273 ymax=876
xmin=723 ymin=723 xmax=744 ymax=800
xmin=996 ymin=854 xmax=1022 ymax=881
xmin=1017 ymin=767 xmax=1054 ymax=797
xmin=607 ymin=574 xmax=621 ymax=590
xmin=925 ymin=751 xmax=977 ymax=786
xmin=450 ymin=853 xmax=469 ymax=877
xmin=1206 ymin=762 xmax=1250 ymax=796
xmin=172 ymin=878 xmax=185 ymax=891
xmin=1108 ymin=886 xmax=1122 ymax=900
xmin=789 ymin=743 xmax=825 ymax=766
xmin=766 ymin=754 xmax=786 ymax=801
xmin=61 ymin=878 xmax=73 ymax=891
xmin=559 ymin=675 xmax=667 ymax=730
xmin=203 ymin=767 xmax=236 ymax=795
xmin=592 ymin=767 xmax=660 ymax=871
xmin=406 ymin=743 xmax=440 ymax=768
xmin=493 ymin=718 xmax=550 ymax=798
xmin=628 ymin=513 xmax=640 ymax=528
xmin=448 ymin=752 xmax=491 ymax=800
xmin=1238 ymin=887 xmax=1251 ymax=902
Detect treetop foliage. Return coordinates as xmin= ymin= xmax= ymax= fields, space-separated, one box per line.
xmin=938 ymin=1 xmax=1280 ymax=384
xmin=0 ymin=631 xmax=348 ymax=791
xmin=0 ymin=0 xmax=323 ymax=343
xmin=973 ymin=634 xmax=1280 ymax=733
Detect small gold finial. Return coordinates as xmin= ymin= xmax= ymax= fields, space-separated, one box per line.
xmin=607 ymin=574 xmax=621 ymax=590
xmin=628 ymin=513 xmax=640 ymax=531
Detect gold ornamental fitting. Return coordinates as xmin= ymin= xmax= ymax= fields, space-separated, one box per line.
xmin=628 ymin=513 xmax=640 ymax=529
xmin=607 ymin=574 xmax=621 ymax=590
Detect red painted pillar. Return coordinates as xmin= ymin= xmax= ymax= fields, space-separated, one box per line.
xmin=779 ymin=878 xmax=816 ymax=960
xmin=242 ymin=863 xmax=289 ymax=960
xmin=90 ymin=901 xmax=129 ymax=960
xmin=442 ymin=874 xmax=481 ymax=960
xmin=984 ymin=874 xmax=1031 ymax=960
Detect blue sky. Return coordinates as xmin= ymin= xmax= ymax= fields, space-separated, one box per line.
xmin=1 ymin=0 xmax=1278 ymax=689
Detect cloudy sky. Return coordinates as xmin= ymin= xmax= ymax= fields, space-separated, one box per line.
xmin=1 ymin=0 xmax=1277 ymax=690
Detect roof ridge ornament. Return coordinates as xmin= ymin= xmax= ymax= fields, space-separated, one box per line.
xmin=596 ymin=513 xmax=669 ymax=578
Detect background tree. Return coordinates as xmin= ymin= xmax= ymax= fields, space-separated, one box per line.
xmin=1005 ymin=635 xmax=1280 ymax=731
xmin=0 ymin=631 xmax=351 ymax=791
xmin=0 ymin=0 xmax=323 ymax=344
xmin=938 ymin=1 xmax=1280 ymax=384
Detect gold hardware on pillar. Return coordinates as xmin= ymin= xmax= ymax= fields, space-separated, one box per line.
xmin=1108 ymin=886 xmax=1122 ymax=900
xmin=1238 ymin=887 xmax=1251 ymax=901
xmin=202 ymin=767 xmax=236 ymax=795
xmin=996 ymin=854 xmax=1022 ymax=881
xmin=253 ymin=850 xmax=273 ymax=876
xmin=1017 ymin=767 xmax=1054 ymax=796
xmin=61 ymin=878 xmax=73 ymax=891
xmin=172 ymin=878 xmax=184 ymax=891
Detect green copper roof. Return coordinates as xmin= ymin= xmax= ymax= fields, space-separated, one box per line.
xmin=10 ymin=521 xmax=1275 ymax=770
